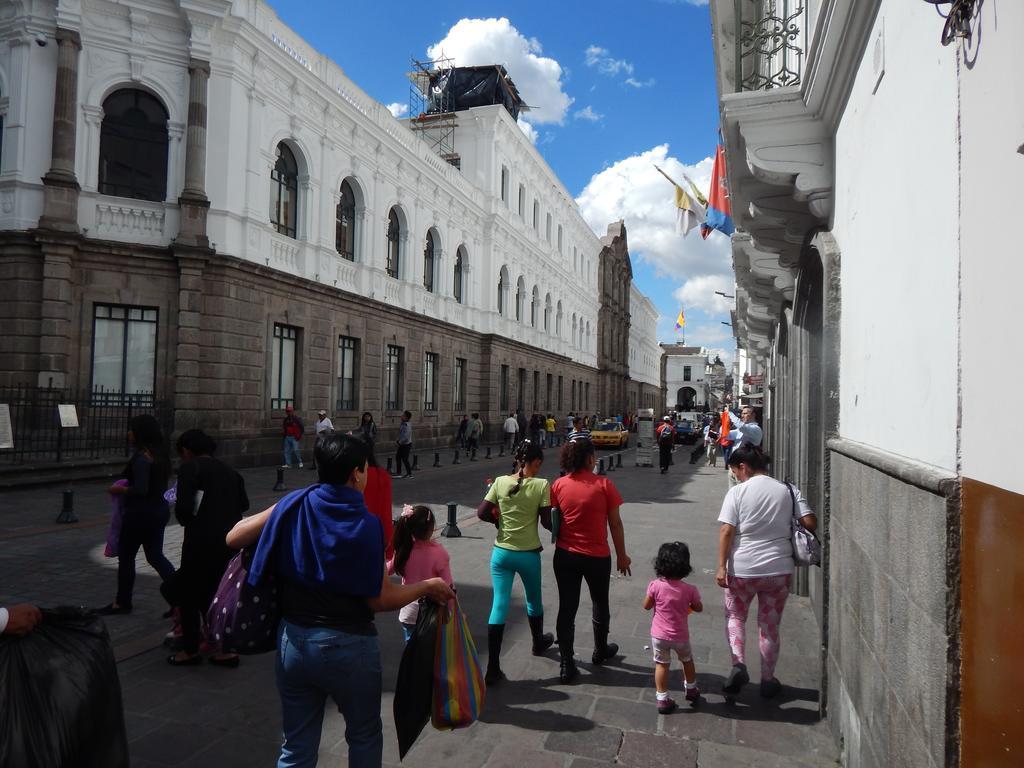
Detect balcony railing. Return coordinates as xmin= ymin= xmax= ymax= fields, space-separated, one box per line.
xmin=736 ymin=0 xmax=806 ymax=91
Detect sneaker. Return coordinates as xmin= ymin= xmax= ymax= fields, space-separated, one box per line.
xmin=760 ymin=678 xmax=782 ymax=699
xmin=657 ymin=697 xmax=677 ymax=714
xmin=723 ymin=663 xmax=749 ymax=695
xmin=685 ymin=686 xmax=701 ymax=704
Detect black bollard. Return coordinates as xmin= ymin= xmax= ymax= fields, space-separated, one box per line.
xmin=485 ymin=447 xmax=492 ymax=460
xmin=412 ymin=454 xmax=420 ymax=471
xmin=55 ymin=489 xmax=78 ymax=524
xmin=471 ymin=447 xmax=478 ymax=462
xmin=453 ymin=450 xmax=460 ymax=465
xmin=273 ymin=467 xmax=287 ymax=492
xmin=441 ymin=501 xmax=462 ymax=538
xmin=597 ymin=457 xmax=606 ymax=475
xmin=433 ymin=452 xmax=441 ymax=468
xmin=387 ymin=457 xmax=394 ymax=474
xmin=617 ymin=453 xmax=623 ymax=468
xmin=607 ymin=456 xmax=615 ymax=472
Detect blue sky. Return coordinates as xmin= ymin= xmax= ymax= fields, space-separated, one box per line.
xmin=271 ymin=0 xmax=736 ymax=358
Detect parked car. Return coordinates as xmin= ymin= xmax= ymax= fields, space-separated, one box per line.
xmin=674 ymin=419 xmax=698 ymax=445
xmin=591 ymin=421 xmax=629 ymax=449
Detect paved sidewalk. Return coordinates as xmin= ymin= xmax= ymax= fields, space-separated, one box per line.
xmin=0 ymin=448 xmax=838 ymax=767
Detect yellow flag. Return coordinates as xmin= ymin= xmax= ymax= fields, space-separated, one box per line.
xmin=675 ymin=309 xmax=685 ymax=330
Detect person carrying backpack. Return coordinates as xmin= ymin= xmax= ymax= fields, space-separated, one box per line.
xmin=656 ymin=417 xmax=675 ymax=475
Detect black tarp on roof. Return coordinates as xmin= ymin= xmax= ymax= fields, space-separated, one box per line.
xmin=427 ymin=65 xmax=524 ymax=120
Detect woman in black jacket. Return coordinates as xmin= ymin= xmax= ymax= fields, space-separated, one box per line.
xmin=100 ymin=414 xmax=175 ymax=615
xmin=164 ymin=429 xmax=249 ymax=666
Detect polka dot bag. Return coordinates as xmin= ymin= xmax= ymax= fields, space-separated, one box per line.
xmin=205 ymin=549 xmax=280 ymax=654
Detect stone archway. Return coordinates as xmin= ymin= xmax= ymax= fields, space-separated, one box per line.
xmin=676 ymin=386 xmax=696 ymax=411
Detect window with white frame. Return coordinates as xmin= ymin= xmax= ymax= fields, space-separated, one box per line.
xmin=271 ymin=323 xmax=299 ymax=409
xmin=336 ymin=179 xmax=356 ymax=260
xmin=386 ymin=208 xmax=401 ymax=278
xmin=423 ymin=352 xmax=438 ymax=411
xmin=99 ymin=89 xmax=169 ymax=202
xmin=385 ymin=344 xmax=404 ymax=410
xmin=518 ymin=184 xmax=525 ymax=216
xmin=91 ymin=304 xmax=157 ymax=403
xmin=500 ymin=166 xmax=509 ymax=206
xmin=423 ymin=230 xmax=436 ymax=293
xmin=270 ymin=143 xmax=299 ymax=238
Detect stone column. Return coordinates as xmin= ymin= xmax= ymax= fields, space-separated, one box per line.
xmin=39 ymin=28 xmax=82 ymax=231
xmin=34 ymin=235 xmax=75 ymax=389
xmin=176 ymin=59 xmax=211 ymax=248
xmin=171 ymin=253 xmax=209 ymax=431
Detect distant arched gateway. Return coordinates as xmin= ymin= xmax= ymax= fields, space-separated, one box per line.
xmin=676 ymin=386 xmax=696 ymax=411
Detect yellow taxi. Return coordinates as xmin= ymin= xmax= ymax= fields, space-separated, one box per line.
xmin=590 ymin=420 xmax=629 ymax=449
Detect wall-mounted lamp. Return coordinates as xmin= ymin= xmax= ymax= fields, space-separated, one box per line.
xmin=923 ymin=0 xmax=976 ymax=46
xmin=721 ymin=321 xmax=732 ymax=327
xmin=714 ymin=291 xmax=735 ymax=299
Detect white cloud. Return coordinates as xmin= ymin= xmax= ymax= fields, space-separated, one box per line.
xmin=625 ymin=77 xmax=656 ymax=88
xmin=673 ymin=274 xmax=734 ymax=315
xmin=656 ymin=0 xmax=710 ymax=5
xmin=574 ymin=105 xmax=603 ymax=122
xmin=584 ymin=45 xmax=634 ymax=76
xmin=427 ymin=18 xmax=573 ymax=125
xmin=386 ymin=102 xmax=409 ymax=118
xmin=517 ymin=116 xmax=539 ymax=144
xmin=576 ymin=144 xmax=731 ymax=285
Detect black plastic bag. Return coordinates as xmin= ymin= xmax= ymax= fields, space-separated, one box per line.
xmin=0 ymin=607 xmax=129 ymax=768
xmin=393 ymin=599 xmax=440 ymax=760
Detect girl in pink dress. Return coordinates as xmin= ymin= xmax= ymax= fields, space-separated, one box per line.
xmin=388 ymin=505 xmax=454 ymax=641
xmin=642 ymin=541 xmax=703 ymax=713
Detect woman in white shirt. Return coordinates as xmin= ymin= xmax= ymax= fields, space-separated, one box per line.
xmin=716 ymin=446 xmax=817 ymax=699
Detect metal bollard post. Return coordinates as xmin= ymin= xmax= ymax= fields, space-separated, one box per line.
xmin=433 ymin=452 xmax=441 ymax=468
xmin=597 ymin=457 xmax=606 ymax=475
xmin=441 ymin=501 xmax=462 ymax=538
xmin=273 ymin=467 xmax=287 ymax=492
xmin=55 ymin=489 xmax=78 ymax=524
xmin=607 ymin=456 xmax=615 ymax=472
xmin=412 ymin=454 xmax=420 ymax=471
xmin=485 ymin=447 xmax=492 ymax=459
xmin=617 ymin=453 xmax=623 ymax=468
xmin=453 ymin=450 xmax=460 ymax=465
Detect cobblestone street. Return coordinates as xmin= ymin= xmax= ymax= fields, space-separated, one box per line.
xmin=0 ymin=449 xmax=837 ymax=767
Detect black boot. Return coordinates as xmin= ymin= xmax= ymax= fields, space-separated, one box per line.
xmin=528 ymin=614 xmax=554 ymax=656
xmin=558 ymin=627 xmax=577 ymax=684
xmin=485 ymin=624 xmax=506 ymax=685
xmin=591 ymin=619 xmax=619 ymax=665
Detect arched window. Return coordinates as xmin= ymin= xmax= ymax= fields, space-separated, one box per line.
xmin=386 ymin=208 xmax=401 ymax=278
xmin=98 ymin=88 xmax=169 ymax=202
xmin=530 ymin=286 xmax=539 ymax=327
xmin=453 ymin=246 xmax=465 ymax=304
xmin=545 ymin=213 xmax=552 ymax=243
xmin=423 ymin=230 xmax=436 ymax=293
xmin=335 ymin=179 xmax=356 ymax=260
xmin=556 ymin=301 xmax=563 ymax=335
xmin=571 ymin=314 xmax=578 ymax=347
xmin=532 ymin=200 xmax=539 ymax=230
xmin=544 ymin=293 xmax=552 ymax=332
xmin=498 ymin=266 xmax=509 ymax=315
xmin=270 ymin=143 xmax=299 ymax=238
xmin=586 ymin=322 xmax=591 ymax=352
xmin=557 ymin=225 xmax=563 ymax=254
xmin=515 ymin=277 xmax=526 ymax=322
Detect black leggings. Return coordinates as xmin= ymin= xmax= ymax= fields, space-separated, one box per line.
xmin=396 ymin=443 xmax=413 ymax=474
xmin=553 ymin=548 xmax=611 ymax=643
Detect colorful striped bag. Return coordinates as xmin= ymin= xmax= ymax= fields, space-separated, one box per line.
xmin=431 ymin=599 xmax=485 ymax=730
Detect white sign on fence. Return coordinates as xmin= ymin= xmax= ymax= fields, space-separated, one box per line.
xmin=58 ymin=404 xmax=80 ymax=429
xmin=0 ymin=404 xmax=13 ymax=449
xmin=636 ymin=408 xmax=655 ymax=467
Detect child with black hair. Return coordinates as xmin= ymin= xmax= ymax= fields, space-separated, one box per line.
xmin=388 ymin=504 xmax=453 ymax=641
xmin=642 ymin=541 xmax=703 ymax=713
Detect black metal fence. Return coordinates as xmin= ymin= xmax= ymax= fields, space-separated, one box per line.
xmin=0 ymin=385 xmax=174 ymax=466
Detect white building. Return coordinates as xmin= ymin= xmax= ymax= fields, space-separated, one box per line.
xmin=627 ymin=285 xmax=662 ymax=411
xmin=660 ymin=343 xmax=709 ymax=412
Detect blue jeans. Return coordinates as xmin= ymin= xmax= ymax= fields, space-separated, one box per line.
xmin=489 ymin=547 xmax=545 ymax=625
xmin=401 ymin=622 xmax=416 ymax=642
xmin=276 ymin=620 xmax=383 ymax=768
xmin=283 ymin=436 xmax=302 ymax=467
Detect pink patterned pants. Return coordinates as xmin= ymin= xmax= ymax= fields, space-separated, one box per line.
xmin=724 ymin=574 xmax=791 ymax=681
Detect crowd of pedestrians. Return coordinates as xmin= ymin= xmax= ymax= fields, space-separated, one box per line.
xmin=0 ymin=402 xmax=822 ymax=768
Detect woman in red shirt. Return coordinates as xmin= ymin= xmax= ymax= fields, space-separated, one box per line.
xmin=550 ymin=438 xmax=632 ymax=683
xmin=361 ymin=441 xmax=394 ymax=560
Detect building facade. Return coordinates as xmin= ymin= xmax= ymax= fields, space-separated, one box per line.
xmin=595 ymin=221 xmax=630 ymax=416
xmin=626 ymin=283 xmax=663 ymax=414
xmin=661 ymin=344 xmax=709 ymax=412
xmin=0 ymin=0 xmax=656 ymax=463
xmin=710 ymin=1 xmax=1023 ymax=766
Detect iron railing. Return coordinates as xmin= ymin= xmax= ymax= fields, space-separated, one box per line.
xmin=0 ymin=384 xmax=173 ymax=465
xmin=736 ymin=0 xmax=806 ymax=91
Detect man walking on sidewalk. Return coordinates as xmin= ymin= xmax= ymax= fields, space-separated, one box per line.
xmin=282 ymin=405 xmax=304 ymax=469
xmin=395 ymin=410 xmax=414 ymax=478
xmin=503 ymin=413 xmax=519 ymax=451
xmin=656 ymin=416 xmax=675 ymax=474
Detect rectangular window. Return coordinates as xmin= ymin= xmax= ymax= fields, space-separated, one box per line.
xmin=501 ymin=166 xmax=509 ymax=205
xmin=585 ymin=382 xmax=590 ymax=410
xmin=545 ymin=213 xmax=552 ymax=243
xmin=454 ymin=357 xmax=467 ymax=411
xmin=557 ymin=375 xmax=563 ymax=411
xmin=385 ymin=344 xmax=404 ymax=411
xmin=571 ymin=380 xmax=577 ymax=411
xmin=517 ymin=367 xmax=526 ymax=411
xmin=91 ymin=304 xmax=158 ymax=403
xmin=337 ymin=336 xmax=359 ymax=411
xmin=423 ymin=352 xmax=438 ymax=411
xmin=533 ymin=371 xmax=539 ymax=412
xmin=533 ymin=200 xmax=539 ymax=230
xmin=500 ymin=365 xmax=509 ymax=412
xmin=546 ymin=373 xmax=553 ymax=411
xmin=684 ymin=365 xmax=692 ymax=382
xmin=518 ymin=184 xmax=526 ymax=216
xmin=271 ymin=323 xmax=299 ymax=410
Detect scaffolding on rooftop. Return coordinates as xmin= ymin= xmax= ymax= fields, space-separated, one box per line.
xmin=408 ymin=55 xmax=460 ymax=169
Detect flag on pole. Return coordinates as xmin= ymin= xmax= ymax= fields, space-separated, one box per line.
xmin=654 ymin=165 xmax=705 ymax=238
xmin=674 ymin=309 xmax=685 ymax=330
xmin=680 ymin=173 xmax=709 ymax=208
xmin=701 ymin=143 xmax=735 ymax=240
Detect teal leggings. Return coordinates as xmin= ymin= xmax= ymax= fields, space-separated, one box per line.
xmin=489 ymin=547 xmax=545 ymax=625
